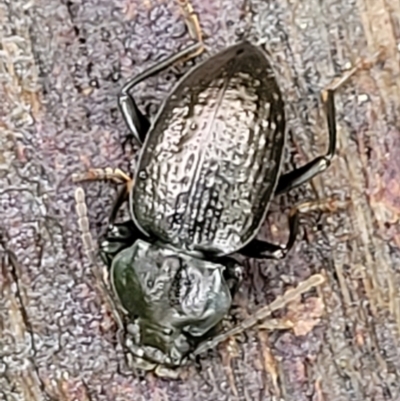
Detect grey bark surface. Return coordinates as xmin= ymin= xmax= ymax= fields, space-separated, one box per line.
xmin=1 ymin=0 xmax=400 ymax=400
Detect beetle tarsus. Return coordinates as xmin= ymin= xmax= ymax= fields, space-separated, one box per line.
xmin=176 ymin=0 xmax=204 ymax=58
xmin=177 ymin=0 xmax=202 ymax=41
xmin=72 ymin=167 xmax=132 ymax=186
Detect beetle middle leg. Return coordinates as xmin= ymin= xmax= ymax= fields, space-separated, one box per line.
xmin=118 ymin=0 xmax=204 ymax=145
xmin=239 ymin=198 xmax=348 ymax=259
xmin=72 ymin=167 xmax=133 ymax=221
xmin=72 ymin=167 xmax=145 ymax=262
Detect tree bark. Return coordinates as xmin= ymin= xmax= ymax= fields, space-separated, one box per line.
xmin=1 ymin=0 xmax=400 ymax=400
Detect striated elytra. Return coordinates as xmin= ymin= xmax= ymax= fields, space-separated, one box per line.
xmin=133 ymin=43 xmax=285 ymax=257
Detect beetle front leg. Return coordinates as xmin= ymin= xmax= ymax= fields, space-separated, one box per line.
xmin=239 ymin=198 xmax=348 ymax=259
xmin=118 ymin=0 xmax=204 ymax=145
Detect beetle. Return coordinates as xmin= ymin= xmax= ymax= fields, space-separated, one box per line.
xmin=73 ymin=0 xmax=361 ymax=374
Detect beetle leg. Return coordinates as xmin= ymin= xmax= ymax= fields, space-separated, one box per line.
xmin=275 ymin=60 xmax=368 ymax=195
xmin=103 ymin=181 xmax=152 ymax=256
xmin=73 ymin=167 xmax=145 ymax=264
xmin=118 ymin=0 xmax=204 ymax=145
xmin=72 ymin=166 xmax=135 ymax=221
xmin=240 ymin=198 xmax=348 ymax=259
xmin=275 ymin=89 xmax=337 ymax=195
xmin=176 ymin=0 xmax=203 ymax=57
xmin=72 ymin=167 xmax=133 ymax=186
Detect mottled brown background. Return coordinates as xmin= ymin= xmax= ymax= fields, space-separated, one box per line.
xmin=1 ymin=0 xmax=400 ymax=400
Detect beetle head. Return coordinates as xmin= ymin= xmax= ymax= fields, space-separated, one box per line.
xmin=110 ymin=240 xmax=240 ymax=365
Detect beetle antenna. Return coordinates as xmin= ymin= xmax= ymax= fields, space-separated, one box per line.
xmin=74 ymin=187 xmax=97 ymax=265
xmin=193 ymin=274 xmax=326 ymax=356
xmin=74 ymin=186 xmax=126 ymax=333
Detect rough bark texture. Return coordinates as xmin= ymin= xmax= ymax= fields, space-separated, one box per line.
xmin=1 ymin=0 xmax=400 ymax=400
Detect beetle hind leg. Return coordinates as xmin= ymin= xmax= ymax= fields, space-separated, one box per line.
xmin=275 ymin=89 xmax=337 ymax=195
xmin=118 ymin=0 xmax=204 ymax=145
xmin=275 ymin=58 xmax=373 ymax=195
